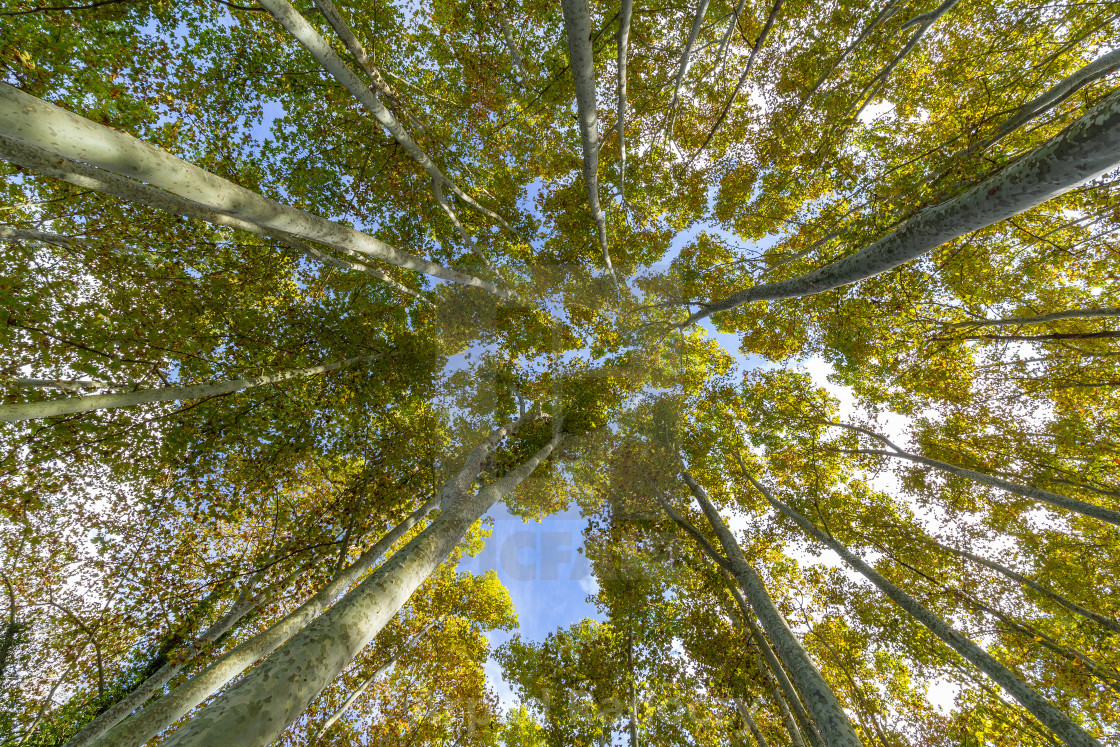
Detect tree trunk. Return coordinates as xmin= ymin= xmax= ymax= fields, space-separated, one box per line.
xmin=152 ymin=417 xmax=562 ymax=747
xmin=0 ymin=353 xmax=383 ymax=422
xmin=616 ymin=0 xmax=633 ymax=202
xmin=499 ymin=12 xmax=529 ymax=82
xmin=735 ymin=699 xmax=771 ymax=747
xmin=260 ymin=0 xmax=517 ymax=237
xmin=677 ymin=472 xmax=864 ymax=747
xmin=668 ymin=0 xmax=711 ymax=111
xmin=92 ymin=495 xmax=442 ymax=747
xmin=683 ymin=84 xmax=1120 ymax=325
xmin=0 ymin=84 xmax=509 ymax=297
xmin=311 ymin=620 xmax=435 ymax=741
xmin=858 ymin=448 xmax=1120 ymax=526
xmin=920 ymin=535 xmax=1120 ymax=635
xmin=0 ymin=135 xmax=429 ymax=303
xmin=946 ymin=307 xmax=1120 ymax=329
xmin=561 ymin=0 xmax=615 ymax=285
xmin=750 ymin=475 xmax=1102 ymax=747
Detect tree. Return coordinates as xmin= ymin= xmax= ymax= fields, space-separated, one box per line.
xmin=2 ymin=0 xmax=1119 ymax=745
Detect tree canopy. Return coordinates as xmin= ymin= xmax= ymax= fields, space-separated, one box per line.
xmin=1 ymin=0 xmax=1119 ymax=744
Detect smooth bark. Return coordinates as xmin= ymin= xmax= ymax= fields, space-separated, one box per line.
xmin=154 ymin=416 xmax=562 ymax=747
xmin=561 ymin=0 xmax=616 ymax=285
xmin=677 ymin=472 xmax=864 ymax=747
xmin=499 ymin=12 xmax=529 ymax=82
xmin=750 ymin=475 xmax=1102 ymax=747
xmin=668 ymin=0 xmax=711 ymax=110
xmin=858 ymin=448 xmax=1120 ymax=526
xmin=683 ymin=85 xmax=1120 ymax=325
xmin=92 ymin=495 xmax=442 ymax=747
xmin=701 ymin=0 xmax=747 ymax=83
xmin=0 ymin=354 xmax=383 ymax=422
xmin=0 ymin=85 xmax=508 ymax=297
xmin=736 ymin=699 xmax=772 ymax=747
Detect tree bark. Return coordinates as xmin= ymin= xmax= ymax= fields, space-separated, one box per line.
xmin=260 ymin=0 xmax=518 ymax=238
xmin=561 ymin=0 xmax=616 ymax=286
xmin=151 ymin=416 xmax=562 ymax=747
xmin=668 ymin=0 xmax=711 ymax=111
xmin=92 ymin=495 xmax=442 ymax=747
xmin=682 ymin=84 xmax=1120 ymax=326
xmin=919 ymin=535 xmax=1120 ymax=635
xmin=749 ymin=475 xmax=1102 ymax=747
xmin=676 ymin=471 xmax=864 ymax=747
xmin=946 ymin=307 xmax=1120 ymax=329
xmin=0 ymin=84 xmax=509 ymax=297
xmin=735 ymin=699 xmax=771 ymax=747
xmin=499 ymin=12 xmax=529 ymax=82
xmin=855 ymin=448 xmax=1120 ymax=526
xmin=311 ymin=620 xmax=435 ymax=740
xmin=0 ymin=135 xmax=430 ymax=303
xmin=0 ymin=353 xmax=383 ymax=422
xmin=617 ymin=0 xmax=633 ymax=203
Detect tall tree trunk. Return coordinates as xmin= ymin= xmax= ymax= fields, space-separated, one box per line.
xmin=0 ymin=354 xmax=383 ymax=422
xmin=683 ymin=85 xmax=1120 ymax=326
xmin=856 ymin=448 xmax=1120 ymax=526
xmin=0 ymin=84 xmax=510 ymax=298
xmin=735 ymin=699 xmax=772 ymax=747
xmin=260 ymin=0 xmax=518 ymax=238
xmin=616 ymin=0 xmax=633 ymax=203
xmin=152 ymin=416 xmax=562 ymax=747
xmin=311 ymin=620 xmax=436 ymax=741
xmin=0 ymin=136 xmax=429 ymax=302
xmin=92 ymin=495 xmax=443 ymax=747
xmin=627 ymin=630 xmax=638 ymax=747
xmin=674 ymin=472 xmax=864 ymax=747
xmin=719 ymin=573 xmax=824 ymax=747
xmin=668 ymin=0 xmax=711 ymax=111
xmin=499 ymin=11 xmax=529 ymax=82
xmin=561 ymin=0 xmax=616 ymax=286
xmin=946 ymin=307 xmax=1120 ymax=329
xmin=918 ymin=535 xmax=1120 ymax=635
xmin=749 ymin=475 xmax=1102 ymax=747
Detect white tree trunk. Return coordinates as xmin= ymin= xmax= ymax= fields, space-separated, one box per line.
xmin=0 ymin=354 xmax=383 ymax=422
xmin=499 ymin=12 xmax=529 ymax=82
xmin=677 ymin=472 xmax=864 ymax=747
xmin=561 ymin=0 xmax=616 ymax=285
xmin=947 ymin=306 xmax=1120 ymax=328
xmin=259 ymin=0 xmax=518 ymax=238
xmin=311 ymin=620 xmax=435 ymax=740
xmin=91 ymin=495 xmax=442 ymax=747
xmin=0 ymin=136 xmax=429 ymax=303
xmin=751 ymin=475 xmax=1102 ymax=747
xmin=684 ymin=85 xmax=1120 ymax=325
xmin=736 ymin=699 xmax=772 ymax=747
xmin=616 ymin=0 xmax=633 ymax=202
xmin=0 ymin=84 xmax=510 ymax=298
xmin=668 ymin=0 xmax=711 ymax=110
xmin=150 ymin=418 xmax=562 ymax=747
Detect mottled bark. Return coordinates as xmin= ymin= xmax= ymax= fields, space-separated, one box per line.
xmin=561 ymin=0 xmax=616 ymax=286
xmin=0 ymin=354 xmax=383 ymax=422
xmin=311 ymin=621 xmax=434 ymax=740
xmin=92 ymin=496 xmax=441 ymax=747
xmin=0 ymin=85 xmax=505 ymax=296
xmin=153 ymin=417 xmax=562 ymax=747
xmin=684 ymin=85 xmax=1120 ymax=325
xmin=751 ymin=475 xmax=1102 ymax=747
xmin=676 ymin=472 xmax=864 ymax=747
